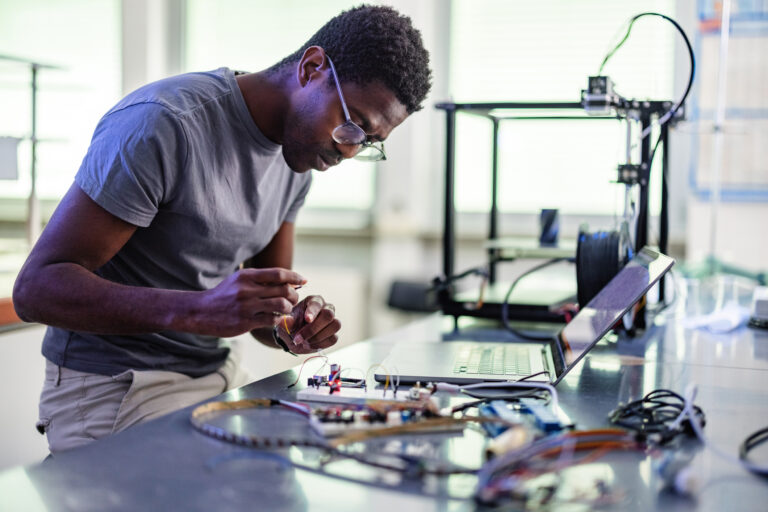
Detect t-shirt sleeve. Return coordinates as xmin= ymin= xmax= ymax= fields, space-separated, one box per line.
xmin=75 ymin=103 xmax=188 ymax=227
xmin=283 ymin=171 xmax=313 ymax=223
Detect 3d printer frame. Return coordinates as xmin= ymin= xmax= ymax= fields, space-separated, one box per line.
xmin=435 ymin=99 xmax=675 ymax=323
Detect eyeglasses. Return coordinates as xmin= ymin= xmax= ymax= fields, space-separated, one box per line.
xmin=326 ymin=57 xmax=386 ymax=162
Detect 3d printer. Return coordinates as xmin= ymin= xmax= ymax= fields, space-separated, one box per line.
xmin=433 ymin=13 xmax=695 ymax=332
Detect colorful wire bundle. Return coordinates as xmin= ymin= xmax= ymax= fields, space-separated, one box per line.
xmin=475 ymin=429 xmax=640 ymax=505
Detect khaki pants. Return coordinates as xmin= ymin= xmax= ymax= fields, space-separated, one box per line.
xmin=37 ymin=341 xmax=252 ymax=453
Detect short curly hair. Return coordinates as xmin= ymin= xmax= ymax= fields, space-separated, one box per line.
xmin=270 ymin=4 xmax=432 ymax=114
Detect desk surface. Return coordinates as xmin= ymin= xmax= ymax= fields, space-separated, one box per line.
xmin=2 ymin=313 xmax=768 ymax=511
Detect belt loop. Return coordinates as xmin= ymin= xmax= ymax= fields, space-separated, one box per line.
xmin=55 ymin=365 xmax=61 ymax=387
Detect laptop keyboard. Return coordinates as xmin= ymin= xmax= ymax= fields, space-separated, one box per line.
xmin=453 ymin=345 xmax=531 ymax=376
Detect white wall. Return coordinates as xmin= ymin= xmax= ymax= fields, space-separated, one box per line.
xmin=687 ymin=200 xmax=766 ymax=272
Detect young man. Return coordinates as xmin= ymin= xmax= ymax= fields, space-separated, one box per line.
xmin=12 ymin=5 xmax=432 ymax=453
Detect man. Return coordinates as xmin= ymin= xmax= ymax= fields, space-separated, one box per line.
xmin=12 ymin=4 xmax=432 ymax=453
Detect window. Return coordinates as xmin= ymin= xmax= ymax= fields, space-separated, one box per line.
xmin=448 ymin=0 xmax=676 ymax=216
xmin=0 ymin=0 xmax=121 ymax=203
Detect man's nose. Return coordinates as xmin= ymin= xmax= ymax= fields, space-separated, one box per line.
xmin=336 ymin=143 xmax=360 ymax=161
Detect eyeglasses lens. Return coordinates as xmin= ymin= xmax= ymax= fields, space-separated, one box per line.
xmin=332 ymin=121 xmax=366 ymax=145
xmin=355 ymin=145 xmax=385 ymax=161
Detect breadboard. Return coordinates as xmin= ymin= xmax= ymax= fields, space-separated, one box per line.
xmin=296 ymin=386 xmax=408 ymax=405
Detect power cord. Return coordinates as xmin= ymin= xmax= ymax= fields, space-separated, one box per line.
xmin=501 ymin=258 xmax=570 ymax=341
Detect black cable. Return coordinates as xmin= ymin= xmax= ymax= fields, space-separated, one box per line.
xmin=608 ymin=389 xmax=705 ymax=444
xmin=431 ymin=265 xmax=489 ymax=292
xmin=599 ymin=12 xmax=696 ymax=137
xmin=648 ymin=134 xmax=664 ymax=172
xmin=516 ymin=370 xmax=552 ymax=382
xmin=739 ymin=426 xmax=768 ymax=477
xmin=450 ymin=372 xmax=553 ymax=413
xmin=501 ymin=258 xmax=568 ymax=341
xmin=457 ymin=389 xmax=552 ymax=404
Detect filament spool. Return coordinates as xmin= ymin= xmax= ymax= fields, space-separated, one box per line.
xmin=576 ymin=225 xmax=631 ymax=308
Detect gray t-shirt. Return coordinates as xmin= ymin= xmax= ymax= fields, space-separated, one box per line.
xmin=42 ymin=68 xmax=312 ymax=377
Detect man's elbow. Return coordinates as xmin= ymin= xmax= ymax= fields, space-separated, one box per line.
xmin=12 ymin=269 xmax=36 ymax=323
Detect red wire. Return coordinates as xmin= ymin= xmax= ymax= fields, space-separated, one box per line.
xmin=288 ymin=355 xmax=329 ymax=387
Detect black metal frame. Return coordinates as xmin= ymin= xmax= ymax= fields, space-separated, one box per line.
xmin=435 ymin=100 xmax=673 ymax=322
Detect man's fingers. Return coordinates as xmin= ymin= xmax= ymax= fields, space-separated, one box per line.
xmin=251 ymin=297 xmax=293 ymax=316
xmin=303 ymin=295 xmax=327 ymax=322
xmin=312 ymin=335 xmax=338 ymax=351
xmin=306 ymin=321 xmax=342 ymax=347
xmin=252 ymin=312 xmax=284 ymax=327
xmin=291 ymin=335 xmax=337 ymax=354
xmin=254 ymin=284 xmax=299 ymax=304
xmin=294 ymin=314 xmax=340 ymax=348
xmin=240 ymin=267 xmax=306 ymax=286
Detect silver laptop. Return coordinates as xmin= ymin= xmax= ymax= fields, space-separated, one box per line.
xmin=375 ymin=247 xmax=674 ymax=386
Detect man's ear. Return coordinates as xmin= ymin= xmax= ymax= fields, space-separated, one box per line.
xmin=296 ymin=46 xmax=328 ymax=87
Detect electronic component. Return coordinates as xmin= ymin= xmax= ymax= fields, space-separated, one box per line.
xmin=617 ymin=163 xmax=644 ymax=186
xmin=581 ymin=76 xmax=623 ymax=115
xmin=302 ymin=361 xmax=366 ymax=396
xmin=408 ymin=381 xmax=435 ymax=401
xmin=477 ymin=400 xmax=525 ymax=438
xmin=328 ymin=363 xmax=341 ymax=394
xmin=477 ymin=397 xmax=571 ymax=447
xmin=305 ymin=398 xmax=446 ymax=437
xmin=519 ymin=398 xmax=571 ymax=433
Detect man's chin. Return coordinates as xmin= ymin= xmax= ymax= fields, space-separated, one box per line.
xmin=288 ymin=163 xmax=312 ymax=173
xmin=282 ymin=150 xmax=312 ymax=173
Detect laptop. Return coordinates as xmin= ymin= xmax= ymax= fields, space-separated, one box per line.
xmin=375 ymin=247 xmax=674 ymax=386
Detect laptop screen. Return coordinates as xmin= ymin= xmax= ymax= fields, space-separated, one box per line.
xmin=553 ymin=247 xmax=674 ymax=380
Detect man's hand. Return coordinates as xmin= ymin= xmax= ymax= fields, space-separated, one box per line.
xmin=274 ymin=295 xmax=341 ymax=354
xmin=189 ymin=268 xmax=306 ymax=337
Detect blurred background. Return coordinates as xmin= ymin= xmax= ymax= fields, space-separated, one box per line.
xmin=1 ymin=0 xmax=766 ymax=469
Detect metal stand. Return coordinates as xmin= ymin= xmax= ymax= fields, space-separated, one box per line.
xmin=0 ymin=54 xmax=61 ymax=247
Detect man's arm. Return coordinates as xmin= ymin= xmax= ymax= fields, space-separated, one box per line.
xmin=12 ymin=184 xmax=303 ymax=337
xmin=245 ymin=221 xmax=295 ymax=270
